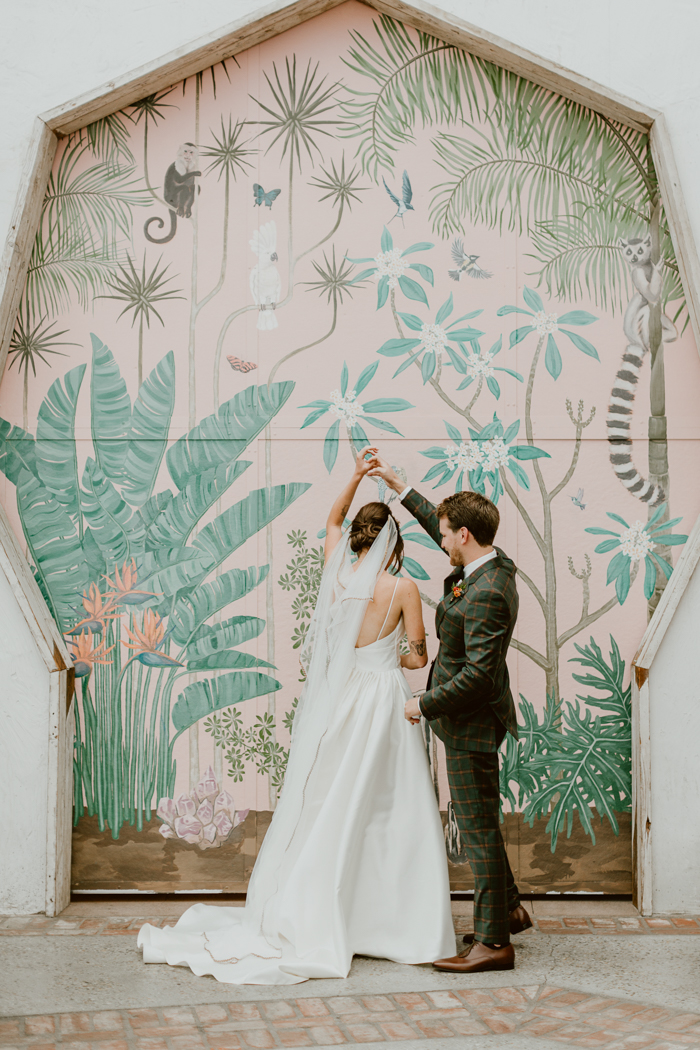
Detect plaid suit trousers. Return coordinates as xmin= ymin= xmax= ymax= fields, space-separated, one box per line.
xmin=444 ymin=745 xmax=521 ymax=944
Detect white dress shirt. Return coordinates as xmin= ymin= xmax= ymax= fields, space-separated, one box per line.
xmin=398 ymin=485 xmax=497 ymax=715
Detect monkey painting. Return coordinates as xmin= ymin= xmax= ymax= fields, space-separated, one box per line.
xmin=144 ymin=143 xmax=201 ymax=244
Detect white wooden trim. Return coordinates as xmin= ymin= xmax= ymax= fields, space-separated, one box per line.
xmin=0 ymin=119 xmax=57 ymax=380
xmin=45 ymin=668 xmax=74 ymax=917
xmin=651 ymin=113 xmax=700 ymax=362
xmin=632 ymin=671 xmax=653 ymax=915
xmin=0 ymin=502 xmax=69 ymax=673
xmin=634 ymin=508 xmax=700 ymax=672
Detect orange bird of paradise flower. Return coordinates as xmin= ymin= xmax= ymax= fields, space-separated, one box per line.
xmin=123 ymin=609 xmax=183 ymax=668
xmin=66 ymin=582 xmax=119 ymax=637
xmin=103 ymin=558 xmax=159 ymax=606
xmin=70 ymin=630 xmax=115 ymax=678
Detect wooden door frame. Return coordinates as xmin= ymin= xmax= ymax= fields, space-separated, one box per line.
xmin=1 ymin=0 xmax=698 ymax=912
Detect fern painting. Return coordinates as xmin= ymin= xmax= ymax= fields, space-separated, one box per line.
xmin=1 ymin=1 xmax=699 ymax=893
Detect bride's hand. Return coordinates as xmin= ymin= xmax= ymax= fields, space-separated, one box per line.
xmin=354 ymin=446 xmax=379 ymax=477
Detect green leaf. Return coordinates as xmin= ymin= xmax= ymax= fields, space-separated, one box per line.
xmin=121 ymin=352 xmax=176 ymax=506
xmin=560 ymin=328 xmax=600 ymax=360
xmin=398 ymin=274 xmax=429 ymax=305
xmin=349 ymin=267 xmax=377 ymax=284
xmin=419 ymin=446 xmax=449 ymax=460
xmin=421 ymin=462 xmax=451 ymax=484
xmin=378 ymin=338 xmax=421 ymax=357
xmin=16 ymin=469 xmax=88 ymax=631
xmin=135 ymin=548 xmax=213 ymax=598
xmin=172 ymin=671 xmax=281 ymax=735
xmin=170 ymin=565 xmax=269 ymax=645
xmin=403 ymin=530 xmax=442 ymax=550
xmin=167 ymin=382 xmax=293 ymax=490
xmin=506 ymin=459 xmax=529 ymax=489
xmin=392 ymin=346 xmax=423 ymax=377
xmin=324 ymin=419 xmax=340 ymax=473
xmin=340 ymin=361 xmax=349 ymax=397
xmin=497 ymin=305 xmax=533 ymax=317
xmin=447 ymin=311 xmax=483 ymax=326
xmin=444 ymin=344 xmax=467 ymax=374
xmin=494 ymin=367 xmax=524 ymax=382
xmin=486 ymin=375 xmax=501 ymax=399
xmin=81 ymin=458 xmax=145 ymax=569
xmin=192 ymin=483 xmax=311 ymax=571
xmin=456 ymin=376 xmax=475 ymax=390
xmin=398 ymin=312 xmax=424 ymax=331
xmin=407 ymin=262 xmax=434 ymax=284
xmin=380 ymin=226 xmax=393 ymax=252
xmin=523 ymin=287 xmax=544 ymax=311
xmin=376 ymin=275 xmax=389 ymax=309
xmin=360 ymin=415 xmax=403 ymax=435
xmin=508 ymin=445 xmax=550 ymax=460
xmin=509 ymin=326 xmax=535 ymax=347
xmin=489 ymin=334 xmax=503 ymax=356
xmin=187 ymin=615 xmax=265 ymax=660
xmin=645 ymin=502 xmax=668 ymax=531
xmin=301 ymin=407 xmax=329 ymax=428
xmin=146 ymin=461 xmax=251 ymax=549
xmin=90 ymin=334 xmax=130 ymax=483
xmin=651 ymin=552 xmax=674 ymax=580
xmin=649 ymin=515 xmax=682 ymax=533
xmin=606 ymin=511 xmax=630 ymax=528
xmin=585 ymin=527 xmax=620 ymax=536
xmin=354 ymin=361 xmax=379 ymax=395
xmin=402 ymin=555 xmax=430 ymax=580
xmin=607 ymin=551 xmax=631 ymax=584
xmin=446 ymin=327 xmax=484 ymax=341
xmin=361 ymin=398 xmax=413 ymax=413
xmin=435 ymin=293 xmax=453 ymax=325
xmin=545 ymin=334 xmax=562 ymax=379
xmin=595 ymin=538 xmax=620 ymax=554
xmin=35 ymin=364 xmax=85 ymax=523
xmin=351 ymin=422 xmax=370 ymax=447
xmin=445 ymin=421 xmax=463 ymax=443
xmin=401 ymin=242 xmax=433 ymax=255
xmin=138 ymin=491 xmax=173 ymax=530
xmin=615 ymin=569 xmax=631 ymax=604
xmin=0 ymin=419 xmax=37 ymax=484
xmin=557 ymin=310 xmax=597 ymax=326
xmin=649 ymin=533 xmax=687 ymax=545
xmin=187 ymin=650 xmax=275 ymax=672
xmin=503 ymin=420 xmax=520 ymax=444
xmin=643 ymin=556 xmax=657 ymax=600
xmin=421 ymin=350 xmax=436 ymax=383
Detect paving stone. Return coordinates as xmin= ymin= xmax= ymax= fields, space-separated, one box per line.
xmin=92 ymin=1012 xmax=124 ymax=1031
xmin=297 ymin=999 xmax=329 ymax=1018
xmin=325 ymin=998 xmax=366 ymax=1016
xmin=60 ymin=1012 xmax=93 ymax=1033
xmin=196 ymin=1005 xmax=230 ymax=1024
xmin=344 ymin=1024 xmax=383 ymax=1043
xmin=377 ymin=1021 xmax=418 ymax=1040
xmin=262 ymin=1001 xmax=297 ymax=1021
xmin=277 ymin=1031 xmax=313 ymax=1047
xmin=391 ymin=995 xmax=429 ymax=1013
xmin=204 ymin=1034 xmax=242 ymax=1050
xmin=308 ymin=1024 xmax=346 ymax=1044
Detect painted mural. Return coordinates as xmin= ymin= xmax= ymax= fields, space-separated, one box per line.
xmin=1 ymin=1 xmax=698 ymax=893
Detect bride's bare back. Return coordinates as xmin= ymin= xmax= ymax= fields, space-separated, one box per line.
xmin=355 ymin=572 xmax=428 ymax=668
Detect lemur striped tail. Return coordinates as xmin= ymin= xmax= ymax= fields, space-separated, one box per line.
xmin=607 ymin=345 xmax=665 ymax=506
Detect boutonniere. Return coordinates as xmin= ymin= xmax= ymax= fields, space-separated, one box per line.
xmin=451 ymin=580 xmax=466 ymax=599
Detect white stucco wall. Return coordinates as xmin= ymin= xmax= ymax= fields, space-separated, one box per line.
xmin=648 ymin=561 xmax=700 ymax=913
xmin=0 ymin=563 xmax=51 ymax=914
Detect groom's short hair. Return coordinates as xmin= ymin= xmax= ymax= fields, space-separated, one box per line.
xmin=436 ymin=491 xmax=499 ymax=547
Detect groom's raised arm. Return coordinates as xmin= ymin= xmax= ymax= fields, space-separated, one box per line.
xmin=368 ymin=456 xmax=446 ymax=553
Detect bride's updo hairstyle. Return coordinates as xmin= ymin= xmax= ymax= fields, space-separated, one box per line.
xmin=349 ymin=502 xmax=404 ymax=572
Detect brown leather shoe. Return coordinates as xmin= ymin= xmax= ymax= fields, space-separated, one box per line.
xmin=462 ymin=903 xmax=532 ymax=944
xmin=433 ymin=940 xmax=515 ymax=973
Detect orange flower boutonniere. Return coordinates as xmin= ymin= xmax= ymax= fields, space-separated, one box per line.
xmin=451 ymin=580 xmax=466 ymax=599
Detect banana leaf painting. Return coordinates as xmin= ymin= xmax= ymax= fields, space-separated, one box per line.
xmin=1 ymin=1 xmax=699 ymax=892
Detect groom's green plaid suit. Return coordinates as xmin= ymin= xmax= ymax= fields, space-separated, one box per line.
xmin=403 ymin=488 xmax=521 ymax=945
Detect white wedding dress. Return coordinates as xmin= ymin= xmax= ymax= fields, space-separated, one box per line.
xmin=138 ymin=522 xmax=455 ymax=985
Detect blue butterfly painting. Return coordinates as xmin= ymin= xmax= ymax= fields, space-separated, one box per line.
xmin=253 ymin=184 xmax=281 ymax=209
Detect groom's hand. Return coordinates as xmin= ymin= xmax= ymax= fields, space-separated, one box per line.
xmin=368 ymin=454 xmax=405 ymax=494
xmin=404 ymin=695 xmax=422 ymax=724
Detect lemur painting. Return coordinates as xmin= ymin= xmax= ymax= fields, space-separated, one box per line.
xmin=143 ymin=143 xmax=201 ymax=244
xmin=607 ymin=235 xmax=677 ymax=506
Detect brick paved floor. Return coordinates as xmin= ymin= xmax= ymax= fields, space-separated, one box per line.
xmin=2 ymin=915 xmax=699 ymax=937
xmin=2 ymin=984 xmax=700 ymax=1049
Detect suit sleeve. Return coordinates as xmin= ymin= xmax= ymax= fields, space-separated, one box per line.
xmin=420 ymin=582 xmax=511 ymax=720
xmin=401 ymin=489 xmax=447 ymax=552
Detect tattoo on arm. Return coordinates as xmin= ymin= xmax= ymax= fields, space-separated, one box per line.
xmin=340 ymin=503 xmax=350 ymax=518
xmin=410 ymin=640 xmax=426 ymax=656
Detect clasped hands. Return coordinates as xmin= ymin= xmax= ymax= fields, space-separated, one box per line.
xmin=404 ymin=694 xmax=422 ymax=725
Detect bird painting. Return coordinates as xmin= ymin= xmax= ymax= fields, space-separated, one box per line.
xmin=383 ymin=170 xmax=414 ymax=225
xmin=250 ymin=222 xmax=281 ymax=331
xmin=448 ymin=238 xmax=493 ymax=281
xmin=570 ymin=488 xmax=586 ymax=510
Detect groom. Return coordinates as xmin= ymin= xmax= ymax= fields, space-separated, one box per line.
xmin=370 ymin=457 xmax=531 ymax=973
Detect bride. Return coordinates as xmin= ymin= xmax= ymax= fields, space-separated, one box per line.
xmin=138 ymin=447 xmax=455 ymax=985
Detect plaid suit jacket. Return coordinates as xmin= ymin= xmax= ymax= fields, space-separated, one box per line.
xmin=404 ymin=489 xmax=519 ymax=753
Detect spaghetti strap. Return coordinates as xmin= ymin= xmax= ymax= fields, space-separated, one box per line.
xmin=376 ymin=578 xmax=400 ymax=642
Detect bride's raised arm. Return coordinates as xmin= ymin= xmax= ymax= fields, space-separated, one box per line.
xmin=324 ymin=446 xmax=378 ymax=563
